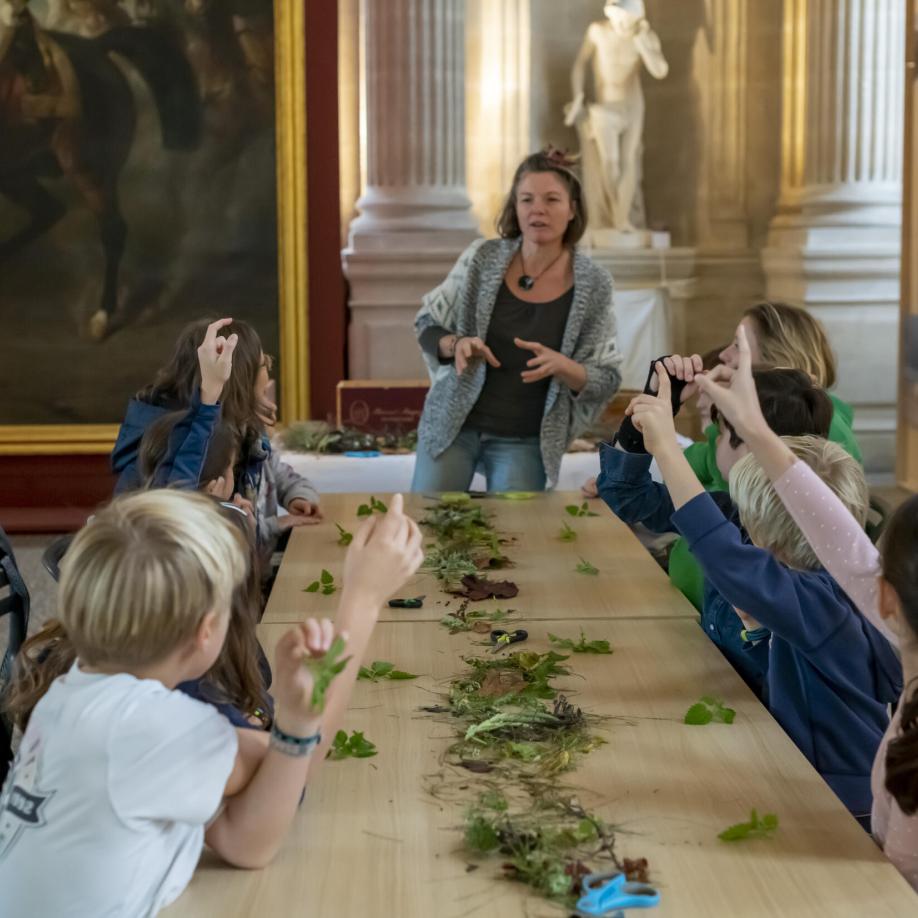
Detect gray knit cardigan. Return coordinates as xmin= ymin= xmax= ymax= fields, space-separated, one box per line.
xmin=414 ymin=237 xmax=622 ymax=486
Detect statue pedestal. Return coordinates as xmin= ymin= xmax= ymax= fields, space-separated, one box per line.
xmin=586 ymin=244 xmax=698 ymax=382
xmin=588 ymin=228 xmax=652 ymax=250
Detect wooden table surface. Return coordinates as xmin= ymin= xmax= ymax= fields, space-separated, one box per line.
xmin=167 ymin=616 xmax=918 ymax=917
xmin=263 ymin=492 xmax=698 ymax=625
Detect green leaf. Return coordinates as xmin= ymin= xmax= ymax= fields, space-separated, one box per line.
xmin=574 ymin=819 xmax=598 ymax=842
xmin=304 ymin=581 xmax=320 ymax=593
xmin=508 ymin=742 xmax=541 ymax=762
xmin=548 ymin=629 xmax=613 ymax=655
xmin=718 ymin=809 xmax=779 ymax=842
xmin=684 ymin=703 xmax=713 ymax=725
xmin=499 ymin=491 xmax=537 ymax=501
xmin=558 ymin=522 xmax=577 ymax=542
xmin=581 ymin=501 xmax=599 ymax=518
xmin=480 ymin=789 xmax=508 ymax=812
xmin=357 ymin=504 xmax=372 ymax=518
xmin=371 ymin=496 xmax=389 ymax=513
xmin=575 ymin=558 xmax=599 ymax=576
xmin=305 ymin=636 xmax=351 ymax=712
xmin=357 ymin=660 xmax=418 ymax=682
xmin=440 ymin=492 xmax=471 ymax=504
xmin=565 ymin=504 xmax=581 ymax=517
xmin=327 ymin=729 xmax=378 ymax=760
xmin=321 ymin=584 xmax=337 ymax=595
xmin=465 ymin=815 xmax=500 ymax=852
xmin=320 ymin=569 xmax=334 ymax=584
xmin=684 ymin=696 xmax=736 ymax=726
xmin=335 ymin=523 xmax=354 ymax=546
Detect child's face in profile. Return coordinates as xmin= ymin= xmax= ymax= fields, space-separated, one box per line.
xmin=715 ymin=422 xmax=749 ymax=481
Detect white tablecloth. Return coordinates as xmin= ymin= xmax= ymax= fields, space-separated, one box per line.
xmin=280 ymin=436 xmax=692 ymax=495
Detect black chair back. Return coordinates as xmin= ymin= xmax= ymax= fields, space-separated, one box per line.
xmin=0 ymin=526 xmax=30 ymax=785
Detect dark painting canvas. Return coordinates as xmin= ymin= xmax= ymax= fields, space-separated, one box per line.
xmin=0 ymin=0 xmax=279 ymax=425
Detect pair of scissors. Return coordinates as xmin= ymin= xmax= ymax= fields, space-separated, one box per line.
xmin=489 ymin=628 xmax=528 ymax=652
xmin=575 ymin=872 xmax=660 ymax=917
xmin=387 ymin=596 xmax=425 ymax=609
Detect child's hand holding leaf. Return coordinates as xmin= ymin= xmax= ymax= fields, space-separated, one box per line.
xmin=273 ymin=619 xmax=342 ymax=735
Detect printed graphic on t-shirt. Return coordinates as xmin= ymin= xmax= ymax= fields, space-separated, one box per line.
xmin=0 ymin=734 xmax=55 ymax=859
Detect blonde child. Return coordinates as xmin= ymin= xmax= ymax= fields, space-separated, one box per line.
xmin=696 ymin=324 xmax=918 ymax=886
xmin=630 ymin=366 xmax=901 ymax=822
xmin=0 ymin=490 xmax=423 ymax=916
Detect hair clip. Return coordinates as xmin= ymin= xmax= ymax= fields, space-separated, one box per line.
xmin=543 ymin=145 xmax=580 ymax=170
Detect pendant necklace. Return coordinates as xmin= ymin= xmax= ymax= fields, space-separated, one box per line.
xmin=518 ymin=248 xmax=566 ymax=291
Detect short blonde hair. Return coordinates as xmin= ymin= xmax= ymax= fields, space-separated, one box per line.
xmin=59 ymin=490 xmax=248 ymax=668
xmin=729 ymin=435 xmax=867 ymax=570
xmin=745 ymin=302 xmax=837 ymax=389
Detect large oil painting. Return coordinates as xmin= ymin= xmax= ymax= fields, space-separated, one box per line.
xmin=0 ymin=0 xmax=307 ymax=450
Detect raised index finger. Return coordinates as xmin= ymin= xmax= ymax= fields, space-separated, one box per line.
xmin=203 ymin=317 xmax=234 ymax=344
xmin=655 ymin=363 xmax=671 ymax=401
xmin=736 ymin=324 xmax=753 ymax=376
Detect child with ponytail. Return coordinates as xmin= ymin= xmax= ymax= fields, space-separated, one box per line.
xmin=695 ymin=323 xmax=917 ymax=887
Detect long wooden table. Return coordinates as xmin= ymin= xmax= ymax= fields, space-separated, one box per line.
xmin=167 ymin=494 xmax=918 ymax=916
xmin=264 ymin=492 xmax=698 ymax=625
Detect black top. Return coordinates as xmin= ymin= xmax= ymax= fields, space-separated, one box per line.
xmin=464 ymin=282 xmax=574 ymax=438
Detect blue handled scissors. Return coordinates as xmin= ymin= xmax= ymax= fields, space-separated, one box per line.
xmin=575 ymin=872 xmax=660 ymax=917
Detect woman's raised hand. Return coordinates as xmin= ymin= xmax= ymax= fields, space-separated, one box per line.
xmin=198 ymin=318 xmax=237 ymax=405
xmin=455 ymin=336 xmax=501 ymax=376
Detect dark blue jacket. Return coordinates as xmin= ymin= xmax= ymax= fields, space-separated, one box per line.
xmin=673 ymin=491 xmax=902 ymax=819
xmin=110 ymin=388 xmax=222 ymax=494
xmin=597 ymin=445 xmax=769 ymax=697
xmin=177 ymin=645 xmax=274 ymax=730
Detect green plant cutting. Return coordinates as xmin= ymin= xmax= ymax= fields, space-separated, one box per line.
xmin=684 ymin=696 xmax=736 ymax=725
xmin=304 ymin=569 xmax=336 ymax=595
xmin=327 ymin=730 xmax=378 ymax=760
xmin=303 ymin=635 xmax=350 ymax=711
xmin=357 ymin=496 xmax=388 ymax=517
xmin=718 ymin=809 xmax=778 ymax=842
xmin=357 ymin=661 xmax=419 ymax=682
xmin=548 ymin=630 xmax=613 ymax=654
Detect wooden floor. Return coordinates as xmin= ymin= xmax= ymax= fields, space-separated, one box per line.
xmin=165 ymin=493 xmax=918 ymax=917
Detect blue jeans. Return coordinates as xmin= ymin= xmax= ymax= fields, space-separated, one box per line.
xmin=412 ymin=428 xmax=546 ymax=492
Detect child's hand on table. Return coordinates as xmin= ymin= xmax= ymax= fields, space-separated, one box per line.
xmin=197 ymin=317 xmax=237 ymax=405
xmin=272 ymin=618 xmax=338 ymax=736
xmin=288 ymin=498 xmax=323 ymax=521
xmin=342 ymin=493 xmax=424 ymax=612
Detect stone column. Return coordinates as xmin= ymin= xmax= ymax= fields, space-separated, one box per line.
xmin=343 ymin=0 xmax=479 ymax=378
xmin=764 ymin=0 xmax=904 ymax=474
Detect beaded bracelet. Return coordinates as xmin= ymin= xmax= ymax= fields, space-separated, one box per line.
xmin=269 ymin=724 xmax=322 ymax=758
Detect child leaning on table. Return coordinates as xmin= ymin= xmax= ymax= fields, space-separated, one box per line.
xmin=694 ymin=324 xmax=918 ymax=888
xmin=629 ymin=364 xmax=902 ymax=824
xmin=0 ymin=489 xmax=423 ymax=918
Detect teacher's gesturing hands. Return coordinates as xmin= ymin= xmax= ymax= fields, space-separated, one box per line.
xmin=514 ymin=337 xmax=587 ymax=392
xmin=455 ymin=336 xmax=501 ymax=376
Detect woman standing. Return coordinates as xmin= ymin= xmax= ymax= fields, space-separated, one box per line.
xmin=412 ymin=150 xmax=621 ymax=492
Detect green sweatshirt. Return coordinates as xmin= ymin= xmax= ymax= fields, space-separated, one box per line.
xmin=670 ymin=394 xmax=862 ymax=611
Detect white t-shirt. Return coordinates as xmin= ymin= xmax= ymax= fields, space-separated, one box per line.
xmin=0 ymin=662 xmax=238 ymax=918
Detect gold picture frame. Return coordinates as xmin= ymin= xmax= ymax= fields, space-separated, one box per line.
xmin=0 ymin=0 xmax=309 ymax=456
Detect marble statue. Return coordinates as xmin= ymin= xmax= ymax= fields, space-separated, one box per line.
xmin=565 ymin=0 xmax=668 ymax=243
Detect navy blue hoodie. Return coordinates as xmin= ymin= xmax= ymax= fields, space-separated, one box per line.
xmin=672 ymin=491 xmax=902 ymax=819
xmin=110 ymin=388 xmax=222 ymax=494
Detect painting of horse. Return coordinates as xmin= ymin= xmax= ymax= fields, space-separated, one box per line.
xmin=0 ymin=0 xmax=280 ymax=426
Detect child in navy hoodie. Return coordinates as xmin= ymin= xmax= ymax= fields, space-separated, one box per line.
xmin=629 ymin=365 xmax=901 ymax=824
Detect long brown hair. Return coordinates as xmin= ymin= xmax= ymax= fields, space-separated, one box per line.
xmin=883 ymin=495 xmax=918 ymax=813
xmin=137 ymin=318 xmax=266 ymax=438
xmin=138 ymin=411 xmax=239 ymax=489
xmin=496 ymin=150 xmax=588 ymax=246
xmin=3 ymin=503 xmax=270 ymax=731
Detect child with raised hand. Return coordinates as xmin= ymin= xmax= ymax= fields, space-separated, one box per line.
xmin=0 ymin=490 xmax=423 ymax=917
xmin=630 ymin=365 xmax=901 ymax=823
xmin=111 ymin=317 xmax=322 ymax=565
xmin=696 ymin=326 xmax=918 ymax=886
xmin=597 ymin=361 xmax=833 ymax=696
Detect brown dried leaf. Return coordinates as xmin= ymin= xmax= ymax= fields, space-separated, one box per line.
xmin=471 ymin=621 xmax=493 ymax=634
xmin=623 ymin=857 xmax=650 ymax=884
xmin=479 ymin=669 xmax=527 ymax=698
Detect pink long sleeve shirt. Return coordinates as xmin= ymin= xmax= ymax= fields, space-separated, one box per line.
xmin=774 ymin=461 xmax=917 ymax=889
